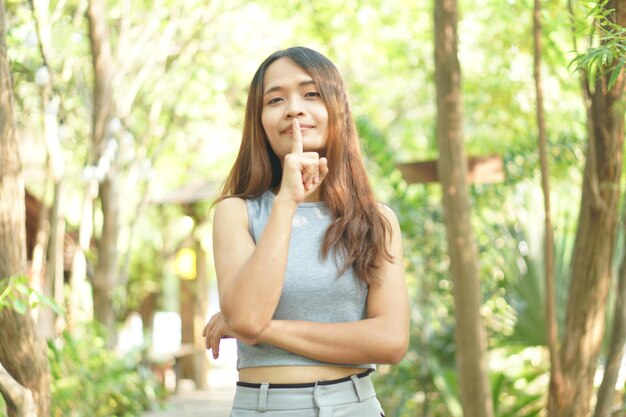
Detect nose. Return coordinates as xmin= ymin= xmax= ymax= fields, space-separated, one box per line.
xmin=285 ymin=96 xmax=305 ymax=118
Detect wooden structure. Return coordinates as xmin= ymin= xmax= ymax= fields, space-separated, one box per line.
xmin=150 ymin=181 xmax=218 ymax=205
xmin=397 ymin=155 xmax=504 ymax=185
xmin=24 ymin=191 xmax=75 ymax=274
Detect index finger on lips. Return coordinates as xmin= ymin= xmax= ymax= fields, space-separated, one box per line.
xmin=291 ymin=118 xmax=303 ymax=154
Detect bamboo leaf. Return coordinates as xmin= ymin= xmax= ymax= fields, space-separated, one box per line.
xmin=36 ymin=292 xmax=65 ymax=316
xmin=0 ymin=284 xmax=11 ymax=305
xmin=12 ymin=298 xmax=28 ymax=315
xmin=14 ymin=282 xmax=29 ymax=296
xmin=608 ymin=59 xmax=625 ymax=90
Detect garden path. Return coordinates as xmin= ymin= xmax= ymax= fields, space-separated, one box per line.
xmin=142 ymin=386 xmax=234 ymax=417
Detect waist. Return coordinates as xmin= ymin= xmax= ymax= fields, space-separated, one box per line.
xmin=232 ymin=369 xmax=376 ymax=411
xmin=238 ymin=365 xmax=370 ymax=384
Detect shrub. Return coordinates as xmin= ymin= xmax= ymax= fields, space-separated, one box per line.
xmin=48 ymin=323 xmax=166 ymax=417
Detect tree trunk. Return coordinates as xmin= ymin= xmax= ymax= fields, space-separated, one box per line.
xmin=39 ymin=181 xmax=64 ymax=339
xmin=87 ymin=0 xmax=113 ymax=152
xmin=87 ymin=0 xmax=119 ymax=343
xmin=551 ymin=1 xmax=626 ymax=415
xmin=29 ymin=0 xmax=66 ymax=341
xmin=93 ymin=177 xmax=120 ymax=342
xmin=0 ymin=7 xmax=26 ymax=280
xmin=42 ymin=112 xmax=66 ymax=338
xmin=0 ymin=363 xmax=36 ymax=417
xmin=433 ymin=1 xmax=494 ymax=417
xmin=0 ymin=310 xmax=50 ymax=417
xmin=0 ymin=2 xmax=51 ymax=415
xmin=68 ymin=179 xmax=98 ymax=330
xmin=178 ymin=231 xmax=211 ymax=389
xmin=533 ymin=0 xmax=563 ymax=413
xmin=179 ymin=277 xmax=195 ymax=381
xmin=594 ymin=220 xmax=626 ymax=416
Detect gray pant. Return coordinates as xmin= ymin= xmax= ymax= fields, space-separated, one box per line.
xmin=230 ymin=373 xmax=385 ymax=417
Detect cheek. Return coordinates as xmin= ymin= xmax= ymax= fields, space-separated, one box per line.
xmin=261 ymin=107 xmax=282 ymax=131
xmin=316 ymin=108 xmax=329 ymax=131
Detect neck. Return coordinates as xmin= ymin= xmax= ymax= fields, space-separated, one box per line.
xmin=272 ymin=187 xmax=322 ymax=203
xmin=304 ymin=189 xmax=322 ymax=202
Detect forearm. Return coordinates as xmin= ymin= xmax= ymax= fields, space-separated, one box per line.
xmin=220 ymin=197 xmax=297 ymax=336
xmin=258 ymin=318 xmax=408 ymax=365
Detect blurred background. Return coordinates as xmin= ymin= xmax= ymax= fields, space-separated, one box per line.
xmin=1 ymin=0 xmax=625 ymax=416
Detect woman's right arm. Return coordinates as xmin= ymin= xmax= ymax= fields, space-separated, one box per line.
xmin=212 ymin=195 xmax=297 ymax=340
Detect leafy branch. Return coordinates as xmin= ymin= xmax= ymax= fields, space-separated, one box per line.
xmin=569 ymin=1 xmax=626 ymax=89
xmin=0 ymin=276 xmax=64 ymax=316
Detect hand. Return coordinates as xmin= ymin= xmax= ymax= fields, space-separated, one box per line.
xmin=279 ymin=118 xmax=329 ymax=203
xmin=202 ymin=311 xmax=258 ymax=359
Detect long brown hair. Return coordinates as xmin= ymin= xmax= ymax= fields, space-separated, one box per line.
xmin=218 ymin=47 xmax=392 ymax=285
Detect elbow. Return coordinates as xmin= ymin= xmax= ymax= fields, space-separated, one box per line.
xmin=387 ymin=344 xmax=408 ymax=365
xmin=220 ymin=293 xmax=274 ymax=340
xmin=223 ymin=311 xmax=269 ymax=340
xmin=381 ymin=336 xmax=409 ymax=365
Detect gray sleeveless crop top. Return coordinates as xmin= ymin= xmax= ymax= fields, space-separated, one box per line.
xmin=237 ymin=190 xmax=374 ymax=370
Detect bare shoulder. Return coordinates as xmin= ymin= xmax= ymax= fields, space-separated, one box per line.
xmin=375 ymin=203 xmax=402 ymax=257
xmin=214 ymin=196 xmax=247 ymax=212
xmin=377 ymin=203 xmax=401 ymax=230
xmin=213 ymin=197 xmax=248 ymax=229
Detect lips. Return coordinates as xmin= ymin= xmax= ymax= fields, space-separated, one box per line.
xmin=281 ymin=123 xmax=315 ymax=134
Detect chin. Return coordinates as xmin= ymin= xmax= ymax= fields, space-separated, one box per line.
xmin=302 ymin=140 xmax=326 ymax=151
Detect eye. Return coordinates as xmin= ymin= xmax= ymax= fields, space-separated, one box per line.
xmin=305 ymin=91 xmax=321 ymax=98
xmin=267 ymin=97 xmax=283 ymax=105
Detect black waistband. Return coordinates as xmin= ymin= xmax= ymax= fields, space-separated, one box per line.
xmin=236 ymin=368 xmax=374 ymax=389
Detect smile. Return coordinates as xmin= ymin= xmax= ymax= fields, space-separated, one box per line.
xmin=281 ymin=123 xmax=315 ymax=134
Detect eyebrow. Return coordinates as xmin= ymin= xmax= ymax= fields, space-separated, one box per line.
xmin=263 ymin=80 xmax=317 ymax=96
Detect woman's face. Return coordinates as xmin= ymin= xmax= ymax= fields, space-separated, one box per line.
xmin=261 ymin=57 xmax=329 ymax=160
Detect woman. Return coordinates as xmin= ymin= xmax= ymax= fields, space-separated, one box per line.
xmin=203 ymin=46 xmax=409 ymax=417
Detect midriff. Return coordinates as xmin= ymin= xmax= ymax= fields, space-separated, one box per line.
xmin=238 ymin=365 xmax=369 ymax=384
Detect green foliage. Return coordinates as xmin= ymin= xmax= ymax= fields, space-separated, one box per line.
xmin=0 ymin=275 xmax=64 ymax=315
xmin=489 ymin=356 xmax=547 ymax=417
xmin=48 ymin=323 xmax=166 ymax=417
xmin=506 ymin=218 xmax=573 ymax=346
xmin=374 ymin=346 xmax=547 ymax=417
xmin=491 ymin=177 xmax=603 ymax=351
xmin=569 ymin=0 xmax=626 ymax=89
xmin=125 ymin=237 xmax=167 ymax=313
xmin=0 ymin=323 xmax=165 ymax=417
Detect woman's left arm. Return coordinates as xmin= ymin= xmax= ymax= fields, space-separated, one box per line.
xmin=257 ymin=206 xmax=410 ymax=365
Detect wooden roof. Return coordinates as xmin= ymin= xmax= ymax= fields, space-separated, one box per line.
xmin=25 ymin=191 xmax=75 ymax=270
xmin=150 ymin=180 xmax=219 ymax=205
